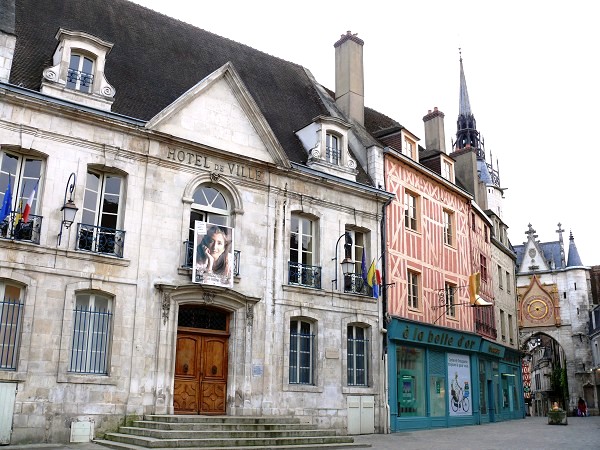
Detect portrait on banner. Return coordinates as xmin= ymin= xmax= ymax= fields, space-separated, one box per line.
xmin=192 ymin=221 xmax=234 ymax=288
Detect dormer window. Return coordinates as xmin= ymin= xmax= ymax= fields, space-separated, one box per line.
xmin=67 ymin=54 xmax=94 ymax=93
xmin=295 ymin=116 xmax=357 ymax=182
xmin=41 ymin=29 xmax=115 ymax=111
xmin=326 ymin=133 xmax=340 ymax=165
xmin=403 ymin=138 xmax=414 ymax=159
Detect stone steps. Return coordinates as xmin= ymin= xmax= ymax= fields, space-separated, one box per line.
xmin=94 ymin=415 xmax=367 ymax=449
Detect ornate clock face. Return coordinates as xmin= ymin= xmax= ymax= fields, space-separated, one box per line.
xmin=523 ymin=296 xmax=551 ymax=322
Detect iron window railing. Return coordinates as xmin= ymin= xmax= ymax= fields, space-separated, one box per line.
xmin=76 ymin=223 xmax=125 ymax=258
xmin=182 ymin=240 xmax=240 ymax=276
xmin=67 ymin=68 xmax=94 ymax=91
xmin=289 ymin=331 xmax=314 ymax=384
xmin=0 ymin=212 xmax=42 ymax=244
xmin=343 ymin=273 xmax=372 ymax=295
xmin=69 ymin=305 xmax=112 ymax=375
xmin=288 ymin=261 xmax=321 ymax=289
xmin=475 ymin=319 xmax=498 ymax=339
xmin=0 ymin=297 xmax=23 ymax=370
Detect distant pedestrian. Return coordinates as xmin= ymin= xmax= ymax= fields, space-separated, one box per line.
xmin=577 ymin=397 xmax=588 ymax=416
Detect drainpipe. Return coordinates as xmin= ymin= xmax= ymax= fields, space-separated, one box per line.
xmin=380 ymin=191 xmax=394 ymax=433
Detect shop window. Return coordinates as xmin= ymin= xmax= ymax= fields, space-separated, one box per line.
xmin=396 ymin=346 xmax=425 ymax=416
xmin=347 ymin=325 xmax=369 ymax=386
xmin=78 ymin=170 xmax=125 ymax=257
xmin=479 ymin=360 xmax=487 ymax=413
xmin=69 ymin=292 xmax=112 ymax=375
xmin=289 ymin=213 xmax=320 ymax=288
xmin=289 ymin=319 xmax=314 ymax=384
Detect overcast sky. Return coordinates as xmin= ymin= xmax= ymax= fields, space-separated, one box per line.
xmin=132 ymin=0 xmax=599 ymax=266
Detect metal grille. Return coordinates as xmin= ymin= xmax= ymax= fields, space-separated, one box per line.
xmin=289 ymin=330 xmax=314 ymax=384
xmin=76 ymin=223 xmax=125 ymax=258
xmin=428 ymin=350 xmax=446 ymax=376
xmin=347 ymin=335 xmax=369 ymax=386
xmin=178 ymin=306 xmax=228 ymax=331
xmin=288 ymin=262 xmax=321 ymax=289
xmin=0 ymin=212 xmax=42 ymax=244
xmin=344 ymin=273 xmax=372 ymax=295
xmin=67 ymin=68 xmax=94 ymax=90
xmin=0 ymin=298 xmax=23 ymax=370
xmin=69 ymin=306 xmax=112 ymax=374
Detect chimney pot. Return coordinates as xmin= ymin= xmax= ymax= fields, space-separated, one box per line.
xmin=434 ymin=106 xmax=438 ymax=111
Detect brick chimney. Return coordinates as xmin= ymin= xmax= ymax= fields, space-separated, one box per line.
xmin=422 ymin=107 xmax=446 ymax=153
xmin=334 ymin=31 xmax=364 ymax=126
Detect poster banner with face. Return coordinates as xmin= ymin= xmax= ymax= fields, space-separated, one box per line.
xmin=447 ymin=352 xmax=472 ymax=416
xmin=192 ymin=221 xmax=234 ymax=288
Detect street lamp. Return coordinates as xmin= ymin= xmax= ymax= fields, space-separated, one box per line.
xmin=332 ymin=232 xmax=355 ymax=290
xmin=58 ymin=172 xmax=78 ymax=245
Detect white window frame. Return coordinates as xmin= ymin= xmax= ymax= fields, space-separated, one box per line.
xmin=443 ymin=209 xmax=453 ymax=246
xmin=0 ymin=149 xmax=43 ymax=220
xmin=325 ymin=133 xmax=340 ymax=165
xmin=498 ymin=264 xmax=503 ymax=290
xmin=290 ymin=213 xmax=315 ymax=266
xmin=66 ymin=53 xmax=94 ymax=93
xmin=347 ymin=325 xmax=369 ymax=386
xmin=403 ymin=137 xmax=414 ymax=159
xmin=289 ymin=319 xmax=314 ymax=385
xmin=407 ymin=270 xmax=420 ymax=309
xmin=404 ymin=191 xmax=418 ymax=231
xmin=0 ymin=281 xmax=23 ymax=370
xmin=189 ymin=184 xmax=230 ymax=241
xmin=82 ymin=169 xmax=124 ymax=231
xmin=69 ymin=292 xmax=113 ymax=375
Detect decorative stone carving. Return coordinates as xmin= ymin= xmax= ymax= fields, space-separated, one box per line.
xmin=210 ymin=171 xmax=221 ymax=183
xmin=161 ymin=291 xmax=171 ymax=325
xmin=347 ymin=158 xmax=357 ymax=169
xmin=203 ymin=291 xmax=215 ymax=304
xmin=246 ymin=303 xmax=254 ymax=327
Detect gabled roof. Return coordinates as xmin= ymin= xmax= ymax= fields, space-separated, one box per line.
xmin=514 ymin=241 xmax=563 ymax=271
xmin=10 ymin=0 xmax=331 ymax=166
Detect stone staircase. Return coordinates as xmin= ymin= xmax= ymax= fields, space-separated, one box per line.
xmin=94 ymin=415 xmax=369 ymax=449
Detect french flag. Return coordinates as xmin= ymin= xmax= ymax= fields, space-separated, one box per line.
xmin=22 ymin=180 xmax=39 ymax=223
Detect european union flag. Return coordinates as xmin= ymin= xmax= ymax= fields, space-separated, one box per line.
xmin=0 ymin=177 xmax=12 ymax=223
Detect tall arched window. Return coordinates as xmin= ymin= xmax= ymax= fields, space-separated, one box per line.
xmin=188 ymin=185 xmax=230 ymax=243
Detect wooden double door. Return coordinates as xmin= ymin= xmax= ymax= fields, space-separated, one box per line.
xmin=174 ymin=331 xmax=228 ymax=414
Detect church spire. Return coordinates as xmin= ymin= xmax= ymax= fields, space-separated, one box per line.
xmin=459 ymin=49 xmax=472 ymax=117
xmin=453 ymin=50 xmax=482 ymax=152
xmin=566 ymin=231 xmax=583 ymax=267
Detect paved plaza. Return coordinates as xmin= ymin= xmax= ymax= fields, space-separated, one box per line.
xmin=2 ymin=416 xmax=599 ymax=450
xmin=352 ymin=415 xmax=600 ymax=449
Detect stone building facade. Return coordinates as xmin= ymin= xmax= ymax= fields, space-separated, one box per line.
xmin=0 ymin=0 xmax=395 ymax=444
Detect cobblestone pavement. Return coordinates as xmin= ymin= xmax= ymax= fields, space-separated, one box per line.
xmin=2 ymin=416 xmax=599 ymax=450
xmin=353 ymin=415 xmax=600 ymax=450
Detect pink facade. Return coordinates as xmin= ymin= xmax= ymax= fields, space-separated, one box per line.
xmin=385 ymin=154 xmax=474 ymax=332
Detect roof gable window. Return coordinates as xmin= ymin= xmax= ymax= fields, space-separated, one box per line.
xmin=41 ymin=29 xmax=115 ymax=111
xmin=295 ymin=116 xmax=357 ymax=182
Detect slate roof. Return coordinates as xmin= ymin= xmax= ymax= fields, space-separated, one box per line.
xmin=514 ymin=241 xmax=564 ymax=271
xmin=10 ymin=0 xmax=338 ymax=170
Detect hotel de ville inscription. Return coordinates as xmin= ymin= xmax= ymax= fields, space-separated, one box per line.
xmin=166 ymin=147 xmax=264 ymax=182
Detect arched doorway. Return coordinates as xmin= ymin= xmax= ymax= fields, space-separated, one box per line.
xmin=173 ymin=305 xmax=230 ymax=414
xmin=522 ymin=333 xmax=567 ymax=416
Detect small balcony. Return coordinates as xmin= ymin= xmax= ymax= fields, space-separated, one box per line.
xmin=344 ymin=273 xmax=372 ymax=296
xmin=475 ymin=319 xmax=498 ymax=339
xmin=76 ymin=223 xmax=125 ymax=258
xmin=182 ymin=240 xmax=240 ymax=276
xmin=0 ymin=212 xmax=42 ymax=244
xmin=288 ymin=261 xmax=321 ymax=289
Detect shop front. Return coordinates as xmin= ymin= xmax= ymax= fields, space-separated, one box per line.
xmin=388 ymin=319 xmax=482 ymax=431
xmin=387 ymin=319 xmax=525 ymax=431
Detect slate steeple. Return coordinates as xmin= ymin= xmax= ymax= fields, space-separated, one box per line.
xmin=566 ymin=231 xmax=583 ymax=267
xmin=453 ymin=50 xmax=482 ymax=152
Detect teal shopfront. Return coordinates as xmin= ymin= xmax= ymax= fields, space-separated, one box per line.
xmin=388 ymin=318 xmax=525 ymax=431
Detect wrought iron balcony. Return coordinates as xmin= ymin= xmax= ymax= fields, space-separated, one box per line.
xmin=343 ymin=273 xmax=372 ymax=296
xmin=0 ymin=212 xmax=42 ymax=244
xmin=288 ymin=261 xmax=321 ymax=289
xmin=475 ymin=319 xmax=498 ymax=339
xmin=182 ymin=240 xmax=240 ymax=276
xmin=76 ymin=223 xmax=125 ymax=258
